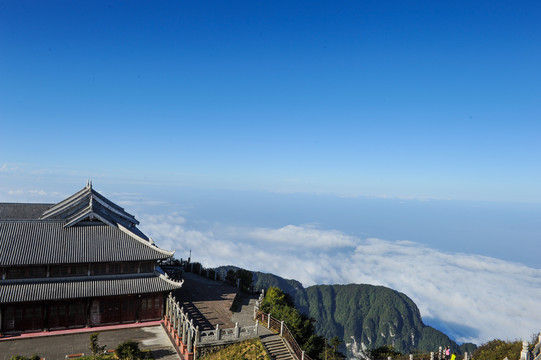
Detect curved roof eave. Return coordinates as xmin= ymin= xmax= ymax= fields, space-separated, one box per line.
xmin=118 ymin=223 xmax=175 ymax=258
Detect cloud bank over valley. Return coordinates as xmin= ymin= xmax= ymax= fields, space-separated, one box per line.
xmin=141 ymin=213 xmax=541 ymax=346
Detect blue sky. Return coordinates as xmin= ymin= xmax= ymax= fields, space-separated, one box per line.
xmin=1 ymin=0 xmax=541 ymax=345
xmin=1 ymin=0 xmax=541 ymax=202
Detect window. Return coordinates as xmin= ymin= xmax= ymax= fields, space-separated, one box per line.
xmin=6 ymin=266 xmax=46 ymax=279
xmin=50 ymin=264 xmax=88 ymax=277
xmin=139 ymin=262 xmax=154 ymax=273
xmin=73 ymin=264 xmax=88 ymax=276
xmin=93 ymin=263 xmax=108 ymax=275
xmin=109 ymin=263 xmax=122 ymax=275
xmin=51 ymin=265 xmax=71 ymax=277
xmin=122 ymin=262 xmax=138 ymax=274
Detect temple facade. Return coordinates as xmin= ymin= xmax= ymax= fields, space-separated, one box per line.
xmin=0 ymin=182 xmax=182 ymax=334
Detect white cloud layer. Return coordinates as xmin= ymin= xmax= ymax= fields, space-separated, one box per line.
xmin=140 ymin=213 xmax=541 ymax=345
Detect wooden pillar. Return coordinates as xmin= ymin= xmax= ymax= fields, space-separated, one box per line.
xmin=85 ymin=299 xmax=91 ymax=328
xmin=136 ymin=295 xmax=141 ymax=323
xmin=43 ymin=302 xmax=49 ymax=332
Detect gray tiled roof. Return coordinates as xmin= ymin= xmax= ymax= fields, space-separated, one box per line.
xmin=0 ymin=274 xmax=183 ymax=303
xmin=0 ymin=221 xmax=173 ymax=266
xmin=0 ymin=203 xmax=53 ymax=220
xmin=41 ymin=185 xmax=139 ymax=227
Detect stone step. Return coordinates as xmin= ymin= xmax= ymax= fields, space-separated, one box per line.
xmin=260 ymin=333 xmax=295 ymax=360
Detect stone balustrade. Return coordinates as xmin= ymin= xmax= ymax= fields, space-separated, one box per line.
xmin=163 ymin=292 xmax=261 ymax=359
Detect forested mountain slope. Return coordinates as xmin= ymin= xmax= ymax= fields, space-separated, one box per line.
xmin=216 ymin=266 xmax=473 ymax=355
xmin=249 ymin=270 xmax=466 ymax=355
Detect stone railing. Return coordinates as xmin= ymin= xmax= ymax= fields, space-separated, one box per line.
xmin=519 ymin=332 xmax=541 ymax=360
xmin=534 ymin=333 xmax=541 ymax=360
xmin=163 ymin=292 xmax=261 ymax=359
xmin=163 ymin=293 xmax=198 ymax=360
xmin=254 ymin=289 xmax=313 ymax=360
xmin=255 ymin=311 xmax=312 ymax=360
xmin=198 ymin=321 xmax=259 ymax=345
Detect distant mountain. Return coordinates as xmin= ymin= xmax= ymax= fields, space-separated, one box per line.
xmin=220 ymin=268 xmax=476 ymax=356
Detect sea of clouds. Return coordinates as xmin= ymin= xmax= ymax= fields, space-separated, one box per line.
xmin=141 ymin=213 xmax=541 ymax=346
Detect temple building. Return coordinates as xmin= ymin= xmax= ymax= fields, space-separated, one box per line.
xmin=0 ymin=182 xmax=182 ymax=334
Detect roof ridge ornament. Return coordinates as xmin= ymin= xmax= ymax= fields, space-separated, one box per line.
xmin=86 ymin=179 xmax=92 ymax=189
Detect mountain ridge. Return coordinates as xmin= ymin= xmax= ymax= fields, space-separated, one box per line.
xmin=216 ymin=265 xmax=477 ymax=357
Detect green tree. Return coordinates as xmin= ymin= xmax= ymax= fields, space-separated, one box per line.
xmin=10 ymin=356 xmax=40 ymax=360
xmin=235 ymin=269 xmax=253 ymax=292
xmin=115 ymin=340 xmax=142 ymax=360
xmin=369 ymin=345 xmax=403 ymax=359
xmin=261 ymin=286 xmax=288 ymax=312
xmin=320 ymin=336 xmax=346 ymax=360
xmin=89 ymin=332 xmax=106 ymax=358
xmin=473 ymin=339 xmax=522 ymax=360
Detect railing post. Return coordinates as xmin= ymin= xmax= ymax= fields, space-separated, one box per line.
xmin=177 ymin=309 xmax=182 ymax=340
xmin=187 ymin=324 xmax=193 ymax=353
xmin=195 ymin=326 xmax=200 ymax=345
xmin=409 ymin=354 xmax=413 ymax=360
xmin=216 ymin=324 xmax=220 ymax=340
xmin=235 ymin=322 xmax=240 ymax=338
xmin=439 ymin=346 xmax=442 ymax=360
xmin=255 ymin=320 xmax=259 ymax=336
xmin=267 ymin=313 xmax=271 ymax=329
xmin=181 ymin=314 xmax=187 ymax=344
xmin=464 ymin=352 xmax=468 ymax=360
xmin=301 ymin=350 xmax=305 ymax=360
xmin=520 ymin=341 xmax=531 ymax=360
xmin=388 ymin=357 xmax=392 ymax=360
xmin=431 ymin=351 xmax=434 ymax=360
xmin=280 ymin=321 xmax=284 ymax=337
xmin=165 ymin=293 xmax=170 ymax=322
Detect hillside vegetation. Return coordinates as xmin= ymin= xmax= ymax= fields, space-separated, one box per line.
xmin=198 ymin=338 xmax=270 ymax=360
xmin=243 ymin=268 xmax=474 ymax=356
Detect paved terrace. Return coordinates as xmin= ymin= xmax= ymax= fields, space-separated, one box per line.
xmin=0 ymin=323 xmax=179 ymax=360
xmin=173 ymin=271 xmax=239 ymax=330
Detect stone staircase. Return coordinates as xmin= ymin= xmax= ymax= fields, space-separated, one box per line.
xmin=231 ymin=293 xmax=296 ymax=359
xmin=259 ymin=327 xmax=295 ymax=360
